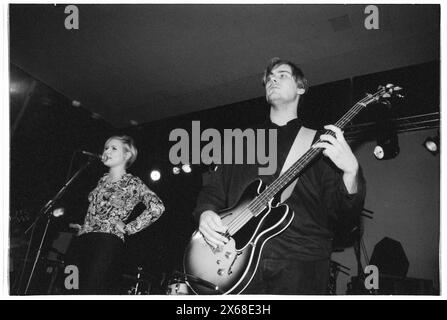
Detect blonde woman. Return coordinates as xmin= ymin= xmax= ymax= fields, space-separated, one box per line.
xmin=76 ymin=135 xmax=165 ymax=294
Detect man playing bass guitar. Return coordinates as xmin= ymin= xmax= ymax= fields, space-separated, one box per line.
xmin=192 ymin=58 xmax=366 ymax=294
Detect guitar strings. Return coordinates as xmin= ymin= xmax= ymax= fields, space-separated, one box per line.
xmin=250 ymin=102 xmax=365 ymax=209
xmin=254 ymin=89 xmax=382 ymax=204
xmin=225 ymin=88 xmax=386 ymax=235
xmin=226 ymin=94 xmax=379 ymax=234
xmin=226 ymin=102 xmax=363 ymax=235
xmin=266 ymin=102 xmax=366 ymax=197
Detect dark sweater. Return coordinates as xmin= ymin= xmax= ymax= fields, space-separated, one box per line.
xmin=193 ymin=118 xmax=366 ymax=261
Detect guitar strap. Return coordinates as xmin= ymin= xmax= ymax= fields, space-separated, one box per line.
xmin=280 ymin=126 xmax=317 ymax=202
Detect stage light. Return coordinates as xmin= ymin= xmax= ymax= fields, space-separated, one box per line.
xmin=71 ymin=100 xmax=81 ymax=107
xmin=182 ymin=164 xmax=192 ymax=173
xmin=52 ymin=207 xmax=65 ymax=218
xmin=373 ymin=145 xmax=385 ymax=160
xmin=423 ymin=135 xmax=439 ymax=155
xmin=373 ymin=136 xmax=399 ymax=160
xmin=150 ymin=169 xmax=161 ymax=181
xmin=10 ymin=81 xmax=26 ymax=95
xmin=373 ymin=107 xmax=399 ymax=161
xmin=172 ymin=167 xmax=181 ymax=175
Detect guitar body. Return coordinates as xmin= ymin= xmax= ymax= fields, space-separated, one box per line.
xmin=183 ymin=179 xmax=294 ymax=295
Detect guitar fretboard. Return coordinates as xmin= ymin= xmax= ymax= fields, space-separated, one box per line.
xmin=245 ymin=88 xmax=384 ymax=217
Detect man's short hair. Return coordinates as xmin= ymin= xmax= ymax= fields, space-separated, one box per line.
xmin=262 ymin=57 xmax=308 ymax=92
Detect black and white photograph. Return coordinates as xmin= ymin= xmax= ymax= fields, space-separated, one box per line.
xmin=6 ymin=3 xmax=441 ymax=297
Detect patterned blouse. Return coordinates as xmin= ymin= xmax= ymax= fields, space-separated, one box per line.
xmin=78 ymin=173 xmax=165 ymax=241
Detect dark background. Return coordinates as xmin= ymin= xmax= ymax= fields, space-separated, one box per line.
xmin=10 ymin=59 xmax=439 ymax=294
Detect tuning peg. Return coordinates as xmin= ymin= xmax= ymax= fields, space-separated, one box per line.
xmin=382 ymin=93 xmax=391 ymax=98
xmin=396 ymin=93 xmax=404 ymax=99
xmin=393 ymin=86 xmax=403 ymax=91
xmin=386 ymin=84 xmax=394 ymax=88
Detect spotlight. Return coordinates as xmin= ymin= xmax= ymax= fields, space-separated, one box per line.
xmin=373 ymin=136 xmax=399 ymax=160
xmin=423 ymin=136 xmax=439 ymax=155
xmin=52 ymin=207 xmax=65 ymax=218
xmin=182 ymin=164 xmax=192 ymax=173
xmin=373 ymin=145 xmax=385 ymax=160
xmin=172 ymin=167 xmax=181 ymax=175
xmin=10 ymin=81 xmax=26 ymax=95
xmin=150 ymin=169 xmax=161 ymax=182
xmin=71 ymin=100 xmax=82 ymax=107
xmin=373 ymin=108 xmax=399 ymax=160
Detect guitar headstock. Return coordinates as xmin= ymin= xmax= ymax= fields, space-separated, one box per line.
xmin=361 ymin=84 xmax=404 ymax=108
xmin=378 ymin=84 xmax=404 ymax=99
xmin=335 ymin=83 xmax=404 ymax=130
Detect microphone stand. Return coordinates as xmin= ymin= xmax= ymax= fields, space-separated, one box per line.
xmin=21 ymin=160 xmax=93 ymax=295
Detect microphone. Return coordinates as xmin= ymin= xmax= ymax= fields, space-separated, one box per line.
xmin=80 ymin=150 xmax=103 ymax=161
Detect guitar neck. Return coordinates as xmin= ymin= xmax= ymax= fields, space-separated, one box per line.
xmin=270 ymin=101 xmax=367 ymax=194
xmin=247 ymin=88 xmax=384 ymax=215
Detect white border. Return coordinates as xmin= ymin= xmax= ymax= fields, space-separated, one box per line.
xmin=2 ymin=0 xmax=444 ymax=300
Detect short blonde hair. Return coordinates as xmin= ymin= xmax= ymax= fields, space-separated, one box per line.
xmin=105 ymin=135 xmax=138 ymax=168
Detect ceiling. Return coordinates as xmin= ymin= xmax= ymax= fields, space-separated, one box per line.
xmin=9 ymin=4 xmax=440 ymax=128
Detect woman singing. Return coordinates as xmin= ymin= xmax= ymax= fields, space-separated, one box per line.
xmin=75 ymin=135 xmax=165 ymax=294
